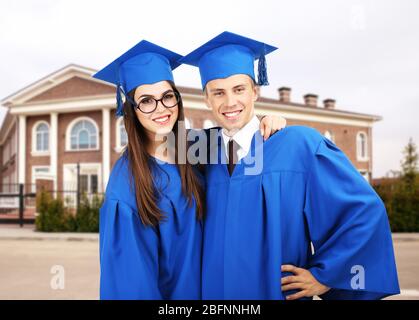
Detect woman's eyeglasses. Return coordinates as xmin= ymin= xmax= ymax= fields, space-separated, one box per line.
xmin=135 ymin=91 xmax=180 ymax=114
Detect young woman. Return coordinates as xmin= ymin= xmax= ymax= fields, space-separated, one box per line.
xmin=94 ymin=40 xmax=285 ymax=300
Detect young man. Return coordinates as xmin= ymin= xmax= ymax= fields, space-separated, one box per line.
xmin=180 ymin=31 xmax=400 ymax=300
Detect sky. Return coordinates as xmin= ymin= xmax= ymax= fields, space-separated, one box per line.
xmin=0 ymin=0 xmax=418 ymax=178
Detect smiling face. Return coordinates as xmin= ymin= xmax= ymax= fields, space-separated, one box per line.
xmin=204 ymin=74 xmax=259 ymax=132
xmin=133 ymin=80 xmax=179 ymax=138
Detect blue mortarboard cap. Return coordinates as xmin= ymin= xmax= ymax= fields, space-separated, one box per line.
xmin=179 ymin=31 xmax=278 ymax=89
xmin=93 ymin=40 xmax=183 ymax=116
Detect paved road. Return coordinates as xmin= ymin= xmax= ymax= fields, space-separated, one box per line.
xmin=0 ymin=239 xmax=99 ymax=299
xmin=0 ymin=229 xmax=418 ymax=300
xmin=390 ymin=240 xmax=419 ymax=300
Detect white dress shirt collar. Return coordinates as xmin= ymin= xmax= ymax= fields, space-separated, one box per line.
xmin=221 ymin=115 xmax=260 ymax=162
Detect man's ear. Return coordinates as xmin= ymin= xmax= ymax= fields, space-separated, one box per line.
xmin=253 ymin=85 xmax=260 ymax=102
xmin=204 ymin=88 xmax=212 ymax=109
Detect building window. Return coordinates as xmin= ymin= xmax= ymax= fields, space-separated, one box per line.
xmin=33 ymin=121 xmax=50 ymax=153
xmin=80 ymin=174 xmax=98 ymax=194
xmin=62 ymin=163 xmax=102 ymax=206
xmin=67 ymin=118 xmax=99 ymax=151
xmin=324 ymin=130 xmax=334 ymax=143
xmin=115 ymin=117 xmax=128 ymax=152
xmin=356 ymin=132 xmax=368 ymax=161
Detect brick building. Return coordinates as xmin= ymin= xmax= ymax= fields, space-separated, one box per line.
xmin=0 ymin=64 xmax=379 ymax=197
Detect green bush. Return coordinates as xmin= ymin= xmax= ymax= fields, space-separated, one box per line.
xmin=374 ymin=138 xmax=419 ymax=232
xmin=35 ymin=189 xmax=102 ymax=232
xmin=35 ymin=191 xmax=69 ymax=232
xmin=73 ymin=193 xmax=101 ymax=232
xmin=390 ymin=186 xmax=419 ymax=232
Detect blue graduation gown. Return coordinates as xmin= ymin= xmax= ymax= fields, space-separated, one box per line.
xmin=203 ymin=125 xmax=399 ymax=300
xmin=99 ymin=153 xmax=203 ymax=299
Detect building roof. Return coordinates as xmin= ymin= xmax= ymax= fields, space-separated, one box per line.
xmin=177 ymin=86 xmax=382 ymax=121
xmin=0 ymin=64 xmax=382 ymax=127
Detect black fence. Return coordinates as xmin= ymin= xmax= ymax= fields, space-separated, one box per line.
xmin=0 ymin=183 xmax=35 ymax=226
xmin=0 ymin=183 xmax=104 ymax=226
xmin=0 ymin=163 xmax=105 ymax=226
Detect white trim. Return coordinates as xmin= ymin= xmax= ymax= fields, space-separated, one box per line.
xmin=1 ymin=64 xmax=104 ymax=105
xmin=102 ymin=108 xmax=110 ymax=190
xmin=13 ymin=124 xmax=17 ymax=160
xmin=50 ymin=112 xmax=58 ymax=191
xmin=356 ymin=131 xmax=369 ymax=162
xmin=31 ymin=120 xmax=50 ymax=156
xmin=115 ymin=116 xmax=127 ymax=151
xmin=8 ymin=94 xmax=379 ymax=128
xmin=31 ymin=151 xmax=50 ymax=157
xmin=65 ymin=116 xmax=100 ymax=152
xmin=15 ymin=73 xmax=111 ymax=106
xmin=18 ymin=115 xmax=26 ymax=184
xmin=9 ymin=96 xmax=115 ymax=115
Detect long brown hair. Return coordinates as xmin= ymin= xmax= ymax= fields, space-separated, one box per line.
xmin=121 ymin=81 xmax=205 ymax=226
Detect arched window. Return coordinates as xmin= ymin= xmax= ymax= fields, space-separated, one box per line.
xmin=324 ymin=130 xmax=334 ymax=143
xmin=67 ymin=118 xmax=99 ymax=151
xmin=116 ymin=117 xmax=128 ymax=151
xmin=32 ymin=121 xmax=49 ymax=153
xmin=356 ymin=132 xmax=368 ymax=160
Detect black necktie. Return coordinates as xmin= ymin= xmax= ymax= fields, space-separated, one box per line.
xmin=228 ymin=139 xmax=238 ymax=176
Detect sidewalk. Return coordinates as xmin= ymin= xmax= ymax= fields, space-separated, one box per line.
xmin=0 ymin=225 xmax=418 ymax=300
xmin=0 ymin=225 xmax=98 ymax=241
xmin=392 ymin=233 xmax=419 ymax=242
xmin=1 ymin=225 xmax=418 ymax=242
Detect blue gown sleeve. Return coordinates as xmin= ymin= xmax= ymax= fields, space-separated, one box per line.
xmin=304 ymin=137 xmax=400 ymax=300
xmin=99 ymin=198 xmax=162 ymax=300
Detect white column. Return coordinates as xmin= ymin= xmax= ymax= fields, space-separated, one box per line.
xmin=18 ymin=115 xmax=26 ymax=184
xmin=102 ymin=108 xmax=111 ymax=191
xmin=50 ymin=112 xmax=58 ymax=191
